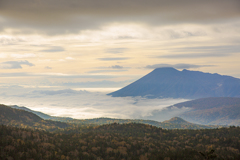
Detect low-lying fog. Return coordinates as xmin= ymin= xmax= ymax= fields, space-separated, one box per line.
xmin=0 ymin=86 xmax=189 ymax=122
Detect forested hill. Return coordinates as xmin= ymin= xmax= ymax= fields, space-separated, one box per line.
xmin=0 ymin=104 xmax=71 ymax=131
xmin=167 ymin=97 xmax=240 ymax=125
xmin=108 ymin=67 xmax=240 ymax=99
xmin=6 ymin=105 xmax=219 ymax=129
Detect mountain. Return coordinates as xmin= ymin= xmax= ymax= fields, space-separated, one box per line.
xmin=168 ymin=97 xmax=240 ymax=125
xmin=108 ymin=67 xmax=240 ymax=99
xmin=0 ymin=104 xmax=71 ymax=131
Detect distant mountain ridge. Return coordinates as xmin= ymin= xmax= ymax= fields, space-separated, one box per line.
xmin=108 ymin=67 xmax=240 ymax=99
xmin=146 ymin=97 xmax=240 ymax=126
xmin=5 ymin=104 xmax=218 ymax=129
xmin=171 ymin=97 xmax=240 ymax=126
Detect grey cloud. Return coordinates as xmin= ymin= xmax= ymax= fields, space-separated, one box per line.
xmin=110 ymin=65 xmax=123 ymax=69
xmin=87 ymin=69 xmax=128 ymax=73
xmin=159 ymin=53 xmax=229 ymax=59
xmin=0 ymin=37 xmax=25 ymax=46
xmin=159 ymin=45 xmax=240 ymax=59
xmin=45 ymin=66 xmax=52 ymax=69
xmin=0 ymin=60 xmax=34 ymax=69
xmin=145 ymin=63 xmax=214 ymax=69
xmin=105 ymin=48 xmax=128 ymax=54
xmin=1 ymin=0 xmax=240 ymax=34
xmin=98 ymin=57 xmax=129 ymax=61
xmin=174 ymin=45 xmax=240 ymax=54
xmin=40 ymin=46 xmax=64 ymax=52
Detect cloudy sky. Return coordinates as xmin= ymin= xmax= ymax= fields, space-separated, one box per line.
xmin=0 ymin=0 xmax=240 ymax=120
xmin=0 ymin=0 xmax=240 ymax=88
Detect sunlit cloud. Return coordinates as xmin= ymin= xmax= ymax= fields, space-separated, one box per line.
xmin=0 ymin=53 xmax=8 ymax=58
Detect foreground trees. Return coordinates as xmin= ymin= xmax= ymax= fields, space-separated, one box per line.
xmin=1 ymin=124 xmax=240 ymax=160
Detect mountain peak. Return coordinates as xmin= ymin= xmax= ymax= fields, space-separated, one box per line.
xmin=163 ymin=117 xmax=190 ymax=124
xmin=108 ymin=68 xmax=240 ymax=99
xmin=152 ymin=67 xmax=179 ymax=73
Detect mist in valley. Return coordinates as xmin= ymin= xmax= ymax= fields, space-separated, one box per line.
xmin=0 ymin=86 xmax=188 ymax=121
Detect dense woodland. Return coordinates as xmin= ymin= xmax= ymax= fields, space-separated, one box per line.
xmin=1 ymin=124 xmax=240 ymax=160
xmin=1 ymin=104 xmax=240 ymax=159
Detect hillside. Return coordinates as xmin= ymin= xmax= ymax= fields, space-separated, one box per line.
xmin=8 ymin=105 xmax=218 ymax=129
xmin=0 ymin=104 xmax=71 ymax=131
xmin=168 ymin=97 xmax=240 ymax=125
xmin=108 ymin=67 xmax=240 ymax=99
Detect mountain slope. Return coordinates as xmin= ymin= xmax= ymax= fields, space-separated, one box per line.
xmin=108 ymin=67 xmax=240 ymax=99
xmin=167 ymin=97 xmax=240 ymax=125
xmin=0 ymin=104 xmax=71 ymax=131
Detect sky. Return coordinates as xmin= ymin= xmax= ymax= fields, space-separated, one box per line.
xmin=0 ymin=0 xmax=240 ymax=120
xmin=0 ymin=0 xmax=240 ymax=88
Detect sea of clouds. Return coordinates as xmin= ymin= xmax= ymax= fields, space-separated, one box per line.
xmin=0 ymin=86 xmax=189 ymax=122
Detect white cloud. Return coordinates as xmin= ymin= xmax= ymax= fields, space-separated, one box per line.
xmin=65 ymin=57 xmax=74 ymax=60
xmin=0 ymin=86 xmax=187 ymax=120
xmin=0 ymin=53 xmax=7 ymax=58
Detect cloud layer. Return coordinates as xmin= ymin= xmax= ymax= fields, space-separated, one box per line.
xmin=0 ymin=86 xmax=187 ymax=120
xmin=1 ymin=0 xmax=240 ymax=34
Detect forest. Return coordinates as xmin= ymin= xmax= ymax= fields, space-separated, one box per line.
xmin=1 ymin=124 xmax=240 ymax=160
xmin=1 ymin=104 xmax=240 ymax=160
